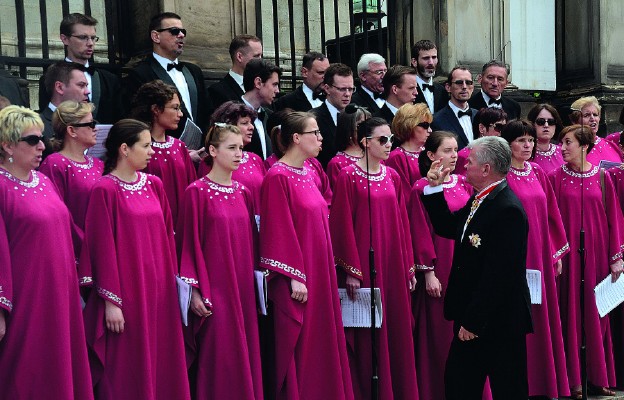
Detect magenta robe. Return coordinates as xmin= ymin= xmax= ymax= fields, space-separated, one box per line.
xmin=454 ymin=147 xmax=470 ymax=176
xmin=549 ymin=164 xmax=624 ymax=388
xmin=39 ymin=153 xmax=104 ymax=234
xmin=80 ymin=172 xmax=190 ymax=399
xmin=330 ymin=164 xmax=418 ymax=400
xmin=264 ymin=153 xmax=278 ymax=170
xmin=198 ymin=151 xmax=266 ymax=214
xmin=587 ymin=136 xmax=623 ymax=165
xmin=508 ymin=162 xmax=570 ymax=397
xmin=534 ymin=143 xmax=564 ymax=174
xmin=606 ymin=131 xmax=621 ymax=144
xmin=259 ymin=162 xmax=354 ymax=400
xmin=177 ymin=177 xmax=263 ymax=399
xmin=143 ymin=135 xmax=197 ymax=228
xmin=0 ymin=169 xmax=93 ymax=399
xmin=327 ymin=151 xmax=361 ymax=190
xmin=385 ymin=146 xmax=423 ymax=206
xmin=411 ymin=174 xmax=472 ymax=400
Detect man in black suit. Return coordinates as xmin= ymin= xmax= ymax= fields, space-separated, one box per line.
xmin=350 ymin=53 xmax=387 ymax=113
xmin=311 ymin=63 xmax=354 ymax=168
xmin=431 ymin=67 xmax=478 ymax=150
xmin=374 ymin=65 xmax=418 ymax=125
xmin=241 ymin=59 xmax=281 ymax=160
xmin=468 ymin=60 xmax=521 ymax=120
xmin=273 ymin=51 xmax=329 ymax=112
xmin=208 ymin=34 xmax=263 ymax=115
xmin=410 ymin=39 xmax=448 ymax=113
xmin=422 ymin=136 xmax=532 ymax=400
xmin=124 ymin=12 xmax=208 ymax=138
xmin=38 ymin=13 xmax=121 ymax=124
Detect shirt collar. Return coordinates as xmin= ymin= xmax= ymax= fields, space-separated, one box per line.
xmin=229 ymin=69 xmax=244 ymax=87
xmin=325 ymin=100 xmax=340 ymax=125
xmin=385 ymin=101 xmax=399 ymax=115
xmin=448 ymin=101 xmax=469 ymax=114
xmin=152 ymin=52 xmax=178 ymax=71
xmin=481 ymin=90 xmax=500 ymax=103
xmin=416 ymin=75 xmax=433 ymax=86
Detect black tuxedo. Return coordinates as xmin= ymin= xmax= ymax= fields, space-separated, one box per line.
xmin=39 ymin=107 xmax=54 ymax=159
xmin=245 ymin=106 xmax=273 ymax=160
xmin=273 ymin=85 xmax=314 ymax=112
xmin=468 ymin=91 xmax=522 ymax=120
xmin=414 ymin=81 xmax=448 ymax=113
xmin=422 ymin=181 xmax=531 ymax=399
xmin=123 ymin=55 xmax=208 ymax=138
xmin=207 ymin=73 xmax=245 ymax=115
xmin=373 ymin=103 xmax=395 ymax=125
xmin=431 ymin=105 xmax=478 ymax=150
xmin=350 ymin=85 xmax=382 ymax=114
xmin=311 ymin=102 xmax=337 ymax=169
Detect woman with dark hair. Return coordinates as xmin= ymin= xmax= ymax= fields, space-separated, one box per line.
xmin=409 ymin=130 xmax=473 ymax=400
xmin=259 ymin=112 xmax=353 ymax=399
xmin=130 ymin=79 xmax=196 ymax=226
xmin=455 ymin=107 xmax=507 ymax=175
xmin=39 ymin=100 xmax=103 ymax=235
xmin=330 ymin=117 xmax=418 ymax=400
xmin=527 ymin=103 xmax=565 ymax=174
xmin=549 ymin=124 xmax=624 ymax=398
xmin=501 ymin=120 xmax=570 ymax=398
xmin=177 ymin=123 xmax=263 ymax=399
xmin=326 ymin=104 xmax=370 ymax=189
xmin=0 ymin=105 xmax=93 ymax=399
xmin=80 ymin=119 xmax=190 ymax=399
xmin=198 ymin=101 xmax=265 ymax=214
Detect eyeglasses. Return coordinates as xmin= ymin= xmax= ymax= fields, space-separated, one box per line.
xmin=366 ymin=69 xmax=387 ymax=76
xmin=19 ymin=135 xmax=45 ymax=146
xmin=331 ymin=85 xmax=356 ymax=93
xmin=535 ymin=118 xmax=556 ymax=126
xmin=70 ymin=35 xmax=99 ymax=42
xmin=488 ymin=123 xmax=506 ymax=132
xmin=367 ymin=134 xmax=394 ymax=145
xmin=165 ymin=105 xmax=182 ymax=112
xmin=299 ymin=129 xmax=322 ymax=138
xmin=417 ymin=122 xmax=431 ymax=130
xmin=155 ymin=27 xmax=187 ymax=36
xmin=71 ymin=120 xmax=98 ymax=129
xmin=452 ymin=79 xmax=474 ymax=86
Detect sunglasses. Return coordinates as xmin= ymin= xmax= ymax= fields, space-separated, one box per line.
xmin=155 ymin=27 xmax=187 ymax=36
xmin=535 ymin=118 xmax=556 ymax=126
xmin=19 ymin=134 xmax=45 ymax=146
xmin=488 ymin=123 xmax=506 ymax=132
xmin=452 ymin=79 xmax=474 ymax=86
xmin=72 ymin=120 xmax=98 ymax=129
xmin=417 ymin=122 xmax=431 ymax=129
xmin=367 ymin=134 xmax=394 ymax=145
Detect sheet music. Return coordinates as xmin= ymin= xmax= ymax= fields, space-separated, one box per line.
xmin=179 ymin=118 xmax=203 ymax=150
xmin=526 ymin=269 xmax=542 ymax=305
xmin=595 ymin=274 xmax=624 ymax=318
xmin=338 ymin=288 xmax=382 ymax=328
xmin=86 ymin=124 xmax=112 ymax=159
xmin=254 ymin=270 xmax=268 ymax=315
xmin=175 ymin=275 xmax=192 ymax=326
xmin=599 ymin=160 xmax=624 ymax=170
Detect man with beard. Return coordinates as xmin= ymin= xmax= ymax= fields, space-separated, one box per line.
xmin=411 ymin=40 xmax=448 ymax=113
xmin=374 ymin=65 xmax=418 ymax=125
xmin=124 ymin=12 xmax=208 ymax=138
xmin=350 ymin=53 xmax=387 ymax=113
xmin=432 ymin=66 xmax=478 ymax=150
xmin=273 ymin=51 xmax=329 ymax=112
xmin=469 ymin=60 xmax=521 ymax=120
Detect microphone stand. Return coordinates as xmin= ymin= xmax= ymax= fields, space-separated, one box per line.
xmin=365 ymin=138 xmax=379 ymax=400
xmin=578 ymin=117 xmax=588 ymax=400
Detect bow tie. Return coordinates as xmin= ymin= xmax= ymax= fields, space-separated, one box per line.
xmin=421 ymin=83 xmax=434 ymax=92
xmin=257 ymin=109 xmax=266 ymax=121
xmin=84 ymin=65 xmax=96 ymax=75
xmin=457 ymin=110 xmax=472 ymax=118
xmin=312 ymin=90 xmax=326 ymax=101
xmin=373 ymin=91 xmax=384 ymax=100
xmin=488 ymin=98 xmax=502 ymax=106
xmin=167 ymin=62 xmax=183 ymax=71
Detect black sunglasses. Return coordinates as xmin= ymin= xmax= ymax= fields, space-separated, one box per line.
xmin=452 ymin=79 xmax=474 ymax=86
xmin=417 ymin=122 xmax=431 ymax=130
xmin=535 ymin=118 xmax=556 ymax=126
xmin=155 ymin=27 xmax=187 ymax=36
xmin=488 ymin=123 xmax=506 ymax=133
xmin=72 ymin=120 xmax=98 ymax=129
xmin=19 ymin=134 xmax=45 ymax=146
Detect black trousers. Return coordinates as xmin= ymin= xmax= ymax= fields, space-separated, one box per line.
xmin=444 ymin=327 xmax=528 ymax=400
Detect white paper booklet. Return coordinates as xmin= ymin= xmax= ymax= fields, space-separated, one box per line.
xmin=175 ymin=275 xmax=192 ymax=326
xmin=254 ymin=270 xmax=268 ymax=316
xmin=526 ymin=269 xmax=542 ymax=305
xmin=338 ymin=288 xmax=383 ymax=328
xmin=595 ymin=274 xmax=624 ymax=318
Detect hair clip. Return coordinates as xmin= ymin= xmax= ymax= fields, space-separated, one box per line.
xmin=214 ymin=122 xmax=228 ymax=128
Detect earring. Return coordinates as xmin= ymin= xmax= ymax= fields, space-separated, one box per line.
xmin=124 ymin=153 xmax=129 ymax=157
xmin=8 ymin=156 xmax=13 ymax=163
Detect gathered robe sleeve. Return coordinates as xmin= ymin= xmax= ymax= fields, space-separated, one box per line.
xmin=389 ymin=168 xmax=417 ymax=279
xmin=385 ymin=151 xmax=413 ymax=206
xmin=307 ymin=157 xmax=333 ymax=207
xmin=604 ymin=170 xmax=624 ymax=261
xmin=410 ymin=179 xmax=437 ymax=271
xmin=0 ymin=212 xmax=12 ymax=314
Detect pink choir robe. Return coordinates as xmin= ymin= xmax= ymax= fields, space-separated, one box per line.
xmin=80 ymin=172 xmax=190 ymax=400
xmin=259 ymin=162 xmax=354 ymax=400
xmin=549 ymin=164 xmax=624 ymax=388
xmin=265 ymin=155 xmax=332 ymax=206
xmin=177 ymin=177 xmax=263 ymax=399
xmin=264 ymin=153 xmax=278 ymax=170
xmin=410 ymin=174 xmax=472 ymax=400
xmin=533 ymin=143 xmax=564 ymax=174
xmin=143 ymin=135 xmax=197 ymax=227
xmin=39 ymin=153 xmax=104 ymax=234
xmin=606 ymin=131 xmax=621 ymax=145
xmin=507 ymin=162 xmax=570 ymax=397
xmin=330 ymin=164 xmax=419 ymax=400
xmin=385 ymin=146 xmax=423 ymax=206
xmin=327 ymin=151 xmax=361 ymax=189
xmin=454 ymin=147 xmax=470 ymax=176
xmin=587 ymin=136 xmax=623 ymax=165
xmin=0 ymin=169 xmax=93 ymax=399
xmin=198 ymin=151 xmax=266 ymax=214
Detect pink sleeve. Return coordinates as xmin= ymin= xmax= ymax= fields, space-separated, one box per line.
xmin=409 ymin=179 xmax=437 ymax=271
xmin=534 ymin=164 xmax=569 ymax=265
xmin=0 ymin=211 xmax=13 ymax=314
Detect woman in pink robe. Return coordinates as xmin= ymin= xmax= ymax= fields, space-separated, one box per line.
xmin=39 ymin=100 xmax=103 ymax=236
xmin=80 ymin=119 xmax=190 ymax=399
xmin=130 ymin=80 xmax=197 ymax=227
xmin=326 ymin=104 xmax=368 ymax=189
xmin=502 ymin=121 xmax=570 ymax=398
xmin=259 ymin=112 xmax=353 ymax=400
xmin=527 ymin=103 xmax=565 ymax=174
xmin=330 ymin=117 xmax=418 ymax=400
xmin=549 ymin=124 xmax=624 ymax=398
xmin=0 ymin=106 xmax=93 ymax=399
xmin=177 ymin=124 xmax=263 ymax=399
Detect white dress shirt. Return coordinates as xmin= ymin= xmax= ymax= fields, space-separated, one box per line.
xmin=153 ymin=52 xmax=193 ymax=118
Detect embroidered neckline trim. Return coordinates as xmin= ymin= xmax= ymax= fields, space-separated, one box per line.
xmin=67 ymin=155 xmax=95 ymax=169
xmin=442 ymin=174 xmax=459 ymax=188
xmin=353 ymin=164 xmax=387 ymax=181
xmin=510 ymin=162 xmax=532 ymax=177
xmin=202 ymin=177 xmax=238 ymax=193
xmin=536 ymin=143 xmax=556 ymax=157
xmin=337 ymin=151 xmax=362 ymax=162
xmin=107 ymin=172 xmax=148 ymax=191
xmin=151 ymin=136 xmax=175 ymax=149
xmin=562 ymin=164 xmax=599 ymax=178
xmin=0 ymin=168 xmax=40 ymax=188
xmin=275 ymin=161 xmax=308 ymax=176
